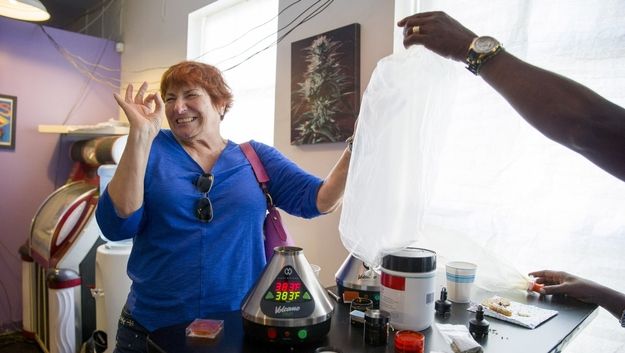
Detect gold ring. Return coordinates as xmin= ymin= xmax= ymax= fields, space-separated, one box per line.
xmin=411 ymin=25 xmax=420 ymax=34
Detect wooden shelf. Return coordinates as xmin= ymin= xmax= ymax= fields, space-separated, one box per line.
xmin=38 ymin=124 xmax=129 ymax=135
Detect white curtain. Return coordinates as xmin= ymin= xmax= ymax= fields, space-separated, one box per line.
xmin=349 ymin=0 xmax=625 ymax=351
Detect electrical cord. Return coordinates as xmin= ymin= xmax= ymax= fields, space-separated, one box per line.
xmin=57 ymin=0 xmax=117 ymax=31
xmin=39 ymin=0 xmax=334 ymax=92
xmin=37 ymin=25 xmax=115 ymax=186
xmin=77 ymin=0 xmax=118 ymax=34
xmin=223 ymin=0 xmax=334 ymax=72
xmin=39 ymin=26 xmax=119 ymax=90
xmin=194 ymin=0 xmax=304 ymax=62
xmin=217 ymin=0 xmax=331 ymax=69
xmin=123 ymin=0 xmax=334 ymax=86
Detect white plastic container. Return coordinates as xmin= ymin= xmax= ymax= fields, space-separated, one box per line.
xmin=380 ymin=247 xmax=436 ymax=331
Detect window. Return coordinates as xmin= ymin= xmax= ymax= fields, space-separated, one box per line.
xmin=389 ymin=2 xmax=625 ymax=351
xmin=188 ymin=0 xmax=278 ymax=145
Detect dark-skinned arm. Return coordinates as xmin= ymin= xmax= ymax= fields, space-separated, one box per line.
xmin=398 ymin=11 xmax=625 ymax=182
xmin=530 ymin=270 xmax=625 ymax=320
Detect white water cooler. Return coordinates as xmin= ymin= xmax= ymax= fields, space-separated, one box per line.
xmin=92 ymin=165 xmax=133 ymax=353
xmin=93 ymin=242 xmax=131 ymax=353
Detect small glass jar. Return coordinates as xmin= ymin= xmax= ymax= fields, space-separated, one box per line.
xmin=364 ymin=309 xmax=390 ymax=346
xmin=350 ymin=297 xmax=374 ymax=326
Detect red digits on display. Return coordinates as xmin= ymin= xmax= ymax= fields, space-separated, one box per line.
xmin=275 ymin=281 xmax=302 ymax=292
xmin=288 ymin=282 xmax=301 ymax=292
xmin=274 ymin=281 xmax=303 ymax=301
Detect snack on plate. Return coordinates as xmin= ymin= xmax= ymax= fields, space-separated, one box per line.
xmin=469 ymin=296 xmax=558 ymax=329
xmin=482 ymin=296 xmax=513 ymax=317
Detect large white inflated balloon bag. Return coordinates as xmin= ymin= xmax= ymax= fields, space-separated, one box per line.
xmin=339 ymin=46 xmax=460 ymax=267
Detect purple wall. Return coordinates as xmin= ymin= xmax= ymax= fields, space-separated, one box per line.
xmin=0 ymin=17 xmax=120 ymax=329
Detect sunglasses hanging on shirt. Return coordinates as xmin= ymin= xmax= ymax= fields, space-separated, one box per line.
xmin=195 ymin=173 xmax=214 ymax=222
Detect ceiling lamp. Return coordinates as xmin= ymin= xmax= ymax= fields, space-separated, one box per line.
xmin=0 ymin=0 xmax=50 ymax=22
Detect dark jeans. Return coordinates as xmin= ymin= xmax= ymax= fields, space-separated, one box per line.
xmin=113 ymin=306 xmax=150 ymax=353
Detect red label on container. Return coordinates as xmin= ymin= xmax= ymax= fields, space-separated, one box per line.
xmin=381 ymin=272 xmax=405 ymax=291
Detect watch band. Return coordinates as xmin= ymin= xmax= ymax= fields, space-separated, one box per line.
xmin=466 ymin=46 xmax=503 ymax=75
xmin=345 ymin=135 xmax=354 ymax=153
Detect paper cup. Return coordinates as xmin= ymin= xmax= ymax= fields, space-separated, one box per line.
xmin=445 ymin=261 xmax=477 ymax=303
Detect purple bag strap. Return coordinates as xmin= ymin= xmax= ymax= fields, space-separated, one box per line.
xmin=240 ymin=142 xmax=269 ymax=182
xmin=240 ymin=142 xmax=273 ymax=206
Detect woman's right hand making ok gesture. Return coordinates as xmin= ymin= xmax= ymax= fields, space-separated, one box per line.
xmin=114 ymin=81 xmax=165 ymax=142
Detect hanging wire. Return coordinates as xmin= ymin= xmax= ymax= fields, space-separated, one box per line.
xmin=38 ymin=25 xmax=116 ymax=185
xmin=124 ymin=0 xmax=302 ymax=75
xmin=70 ymin=53 xmax=119 ymax=73
xmin=223 ymin=0 xmax=334 ymax=71
xmin=215 ymin=0 xmax=329 ymax=68
xmin=77 ymin=0 xmax=118 ymax=34
xmin=124 ymin=0 xmax=334 ymax=86
xmin=39 ymin=26 xmax=120 ymax=90
xmin=47 ymin=0 xmax=334 ymax=91
xmin=194 ymin=0 xmax=304 ymax=62
xmin=60 ymin=0 xmax=116 ymax=30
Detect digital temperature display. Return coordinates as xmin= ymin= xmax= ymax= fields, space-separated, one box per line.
xmin=263 ymin=266 xmax=312 ymax=304
xmin=261 ymin=265 xmax=315 ymax=318
xmin=274 ymin=281 xmax=302 ymax=301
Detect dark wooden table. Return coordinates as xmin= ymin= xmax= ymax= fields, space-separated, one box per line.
xmin=147 ymin=286 xmax=597 ymax=353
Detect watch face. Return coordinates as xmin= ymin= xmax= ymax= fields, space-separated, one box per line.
xmin=474 ymin=36 xmax=499 ymax=54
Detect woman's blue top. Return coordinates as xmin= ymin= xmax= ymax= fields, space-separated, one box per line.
xmin=96 ymin=130 xmax=322 ymax=331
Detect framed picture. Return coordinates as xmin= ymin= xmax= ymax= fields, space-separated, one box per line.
xmin=0 ymin=94 xmax=17 ymax=150
xmin=290 ymin=23 xmax=360 ymax=145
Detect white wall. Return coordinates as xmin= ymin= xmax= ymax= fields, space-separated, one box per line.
xmin=120 ymin=0 xmax=212 ymax=92
xmin=274 ymin=1 xmax=394 ymax=285
xmin=118 ymin=0 xmax=394 ymax=286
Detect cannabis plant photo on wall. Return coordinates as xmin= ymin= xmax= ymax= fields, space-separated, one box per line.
xmin=290 ymin=23 xmax=360 ymax=145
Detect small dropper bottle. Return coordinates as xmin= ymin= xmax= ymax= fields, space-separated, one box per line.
xmin=469 ymin=305 xmax=489 ymax=339
xmin=435 ymin=287 xmax=452 ymax=318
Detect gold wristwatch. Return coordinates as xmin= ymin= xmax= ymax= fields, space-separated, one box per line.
xmin=466 ymin=36 xmax=503 ymax=75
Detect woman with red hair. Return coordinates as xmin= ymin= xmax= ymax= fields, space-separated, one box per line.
xmin=96 ymin=61 xmax=352 ymax=352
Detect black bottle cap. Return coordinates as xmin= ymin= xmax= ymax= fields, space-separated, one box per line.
xmin=435 ymin=287 xmax=452 ymax=317
xmin=469 ymin=305 xmax=490 ymax=339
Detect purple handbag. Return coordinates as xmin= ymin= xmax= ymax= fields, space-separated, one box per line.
xmin=240 ymin=142 xmax=294 ymax=261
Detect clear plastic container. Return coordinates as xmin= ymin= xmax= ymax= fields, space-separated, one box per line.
xmin=394 ymin=330 xmax=424 ymax=353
